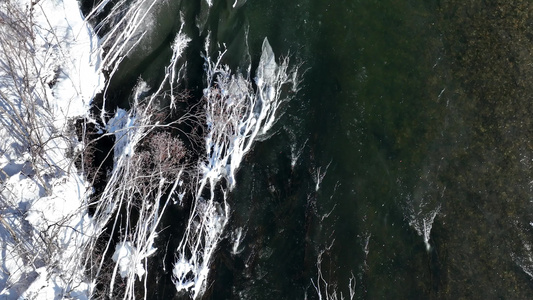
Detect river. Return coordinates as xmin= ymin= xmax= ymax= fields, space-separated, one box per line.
xmin=81 ymin=0 xmax=533 ymax=298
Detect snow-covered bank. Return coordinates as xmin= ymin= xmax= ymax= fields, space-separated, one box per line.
xmin=0 ymin=0 xmax=102 ymax=298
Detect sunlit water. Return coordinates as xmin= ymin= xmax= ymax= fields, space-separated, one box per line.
xmin=81 ymin=0 xmax=533 ymax=298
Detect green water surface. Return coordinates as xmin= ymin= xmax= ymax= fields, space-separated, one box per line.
xmin=88 ymin=0 xmax=533 ymax=298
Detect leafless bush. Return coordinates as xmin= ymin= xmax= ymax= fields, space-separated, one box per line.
xmin=136 ymin=131 xmax=187 ymax=178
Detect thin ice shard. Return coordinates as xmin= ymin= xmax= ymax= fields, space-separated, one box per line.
xmin=407 ymin=199 xmax=441 ymax=251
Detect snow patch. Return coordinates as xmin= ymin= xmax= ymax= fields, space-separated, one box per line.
xmin=112 ymin=241 xmax=146 ymax=279
xmin=107 ymin=108 xmax=138 ymax=159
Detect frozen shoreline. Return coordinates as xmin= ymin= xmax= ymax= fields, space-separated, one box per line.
xmin=0 ymin=0 xmax=103 ymax=298
xmin=0 ymin=0 xmax=299 ymax=298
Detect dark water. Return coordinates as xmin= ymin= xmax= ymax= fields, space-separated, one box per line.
xmin=86 ymin=0 xmax=533 ymax=298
